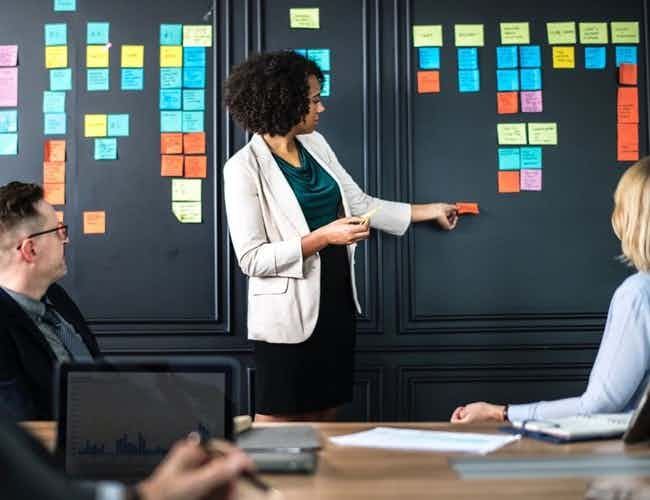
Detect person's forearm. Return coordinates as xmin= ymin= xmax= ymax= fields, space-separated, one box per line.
xmin=301 ymin=228 xmax=329 ymax=258
xmin=410 ymin=203 xmax=436 ymax=222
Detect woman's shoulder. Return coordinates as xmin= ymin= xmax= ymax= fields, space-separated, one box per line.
xmin=297 ymin=131 xmax=330 ymax=150
xmin=223 ymin=142 xmax=259 ymax=175
xmin=613 ymin=272 xmax=650 ymax=306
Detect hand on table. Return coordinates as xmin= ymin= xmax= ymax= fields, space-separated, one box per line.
xmin=450 ymin=402 xmax=506 ymax=424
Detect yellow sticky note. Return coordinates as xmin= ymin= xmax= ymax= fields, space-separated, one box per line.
xmin=500 ymin=22 xmax=529 ymax=44
xmin=172 ymin=178 xmax=202 ymax=202
xmin=552 ymin=46 xmax=575 ymax=69
xmin=160 ymin=46 xmax=182 ymax=67
xmin=611 ymin=22 xmax=640 ymax=44
xmin=289 ymin=8 xmax=320 ymax=29
xmin=579 ymin=23 xmax=608 ymax=44
xmin=84 ymin=114 xmax=107 ymax=137
xmin=454 ymin=24 xmax=484 ymax=47
xmin=546 ymin=22 xmax=576 ymax=44
xmin=172 ymin=202 xmax=202 ymax=223
xmin=121 ymin=45 xmax=144 ymax=68
xmin=528 ymin=123 xmax=558 ymax=145
xmin=45 ymin=46 xmax=68 ymax=68
xmin=497 ymin=123 xmax=527 ymax=145
xmin=413 ymin=25 xmax=443 ymax=47
xmin=182 ymin=25 xmax=212 ymax=47
xmin=86 ymin=45 xmax=109 ymax=68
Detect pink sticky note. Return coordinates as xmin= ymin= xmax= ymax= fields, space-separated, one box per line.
xmin=0 ymin=45 xmax=18 ymax=67
xmin=521 ymin=91 xmax=543 ymax=113
xmin=520 ymin=169 xmax=542 ymax=191
xmin=0 ymin=68 xmax=17 ymax=106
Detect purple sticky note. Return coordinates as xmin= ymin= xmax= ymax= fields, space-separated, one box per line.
xmin=0 ymin=45 xmax=18 ymax=67
xmin=521 ymin=91 xmax=542 ymax=113
xmin=521 ymin=169 xmax=542 ymax=191
xmin=0 ymin=68 xmax=18 ymax=106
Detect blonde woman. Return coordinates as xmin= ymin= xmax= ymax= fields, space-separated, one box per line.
xmin=451 ymin=157 xmax=650 ymax=424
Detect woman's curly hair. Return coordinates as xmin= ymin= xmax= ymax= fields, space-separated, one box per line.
xmin=224 ymin=50 xmax=324 ymax=136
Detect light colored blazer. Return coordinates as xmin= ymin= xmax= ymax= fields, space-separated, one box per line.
xmin=223 ymin=131 xmax=411 ymax=344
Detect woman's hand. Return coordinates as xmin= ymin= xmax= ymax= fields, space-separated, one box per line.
xmin=411 ymin=203 xmax=458 ymax=230
xmin=320 ymin=217 xmax=370 ymax=245
xmin=450 ymin=402 xmax=506 ymax=424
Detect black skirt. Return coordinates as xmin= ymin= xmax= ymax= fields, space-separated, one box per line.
xmin=252 ymin=244 xmax=356 ymax=415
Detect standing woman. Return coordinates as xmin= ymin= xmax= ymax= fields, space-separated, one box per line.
xmin=223 ymin=51 xmax=458 ymax=422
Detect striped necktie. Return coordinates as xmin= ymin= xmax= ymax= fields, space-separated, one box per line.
xmin=41 ymin=305 xmax=93 ymax=362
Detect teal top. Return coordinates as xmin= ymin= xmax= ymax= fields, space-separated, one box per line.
xmin=273 ymin=141 xmax=341 ymax=231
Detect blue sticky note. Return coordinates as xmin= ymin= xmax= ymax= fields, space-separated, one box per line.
xmin=87 ymin=22 xmax=110 ymax=44
xmin=458 ymin=70 xmax=480 ymax=92
xmin=50 ymin=68 xmax=72 ymax=91
xmin=496 ymin=69 xmax=519 ymax=91
xmin=585 ymin=47 xmax=606 ymax=70
xmin=321 ymin=73 xmax=330 ymax=97
xmin=520 ymin=68 xmax=542 ymax=91
xmin=183 ymin=89 xmax=205 ymax=111
xmin=94 ymin=138 xmax=117 ymax=160
xmin=615 ymin=46 xmax=637 ymax=67
xmin=519 ymin=45 xmax=541 ymax=68
xmin=54 ymin=0 xmax=75 ymax=11
xmin=294 ymin=49 xmax=308 ymax=56
xmin=496 ymin=46 xmax=518 ymax=69
xmin=457 ymin=48 xmax=478 ymax=70
xmin=160 ymin=68 xmax=182 ymax=88
xmin=498 ymin=148 xmax=520 ymax=170
xmin=161 ymin=111 xmax=182 ymax=132
xmin=45 ymin=24 xmax=67 ymax=46
xmin=0 ymin=111 xmax=17 ymax=133
xmin=419 ymin=47 xmax=440 ymax=69
xmin=183 ymin=67 xmax=205 ymax=89
xmin=107 ymin=114 xmax=129 ymax=137
xmin=160 ymin=89 xmax=182 ymax=110
xmin=182 ymin=111 xmax=204 ymax=132
xmin=307 ymin=49 xmax=331 ymax=71
xmin=44 ymin=113 xmax=66 ymax=135
xmin=520 ymin=147 xmax=542 ymax=168
xmin=0 ymin=133 xmax=18 ymax=155
xmin=121 ymin=69 xmax=144 ymax=90
xmin=160 ymin=24 xmax=182 ymax=45
xmin=43 ymin=91 xmax=65 ymax=113
xmin=184 ymin=47 xmax=206 ymax=67
xmin=87 ymin=69 xmax=109 ymax=91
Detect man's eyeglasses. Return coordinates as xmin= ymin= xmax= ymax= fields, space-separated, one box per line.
xmin=16 ymin=224 xmax=69 ymax=250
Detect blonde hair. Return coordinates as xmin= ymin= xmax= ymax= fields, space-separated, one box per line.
xmin=612 ymin=157 xmax=650 ymax=272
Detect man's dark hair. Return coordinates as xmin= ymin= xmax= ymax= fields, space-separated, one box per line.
xmin=0 ymin=182 xmax=44 ymax=234
xmin=224 ymin=50 xmax=324 ymax=136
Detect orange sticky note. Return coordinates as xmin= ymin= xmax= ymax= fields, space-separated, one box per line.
xmin=185 ymin=155 xmax=207 ymax=178
xmin=161 ymin=133 xmax=183 ymax=154
xmin=617 ymin=87 xmax=639 ymax=124
xmin=161 ymin=155 xmax=184 ymax=177
xmin=44 ymin=140 xmax=66 ymax=162
xmin=43 ymin=183 xmax=65 ymax=205
xmin=43 ymin=161 xmax=65 ymax=184
xmin=417 ymin=70 xmax=440 ymax=93
xmin=455 ymin=202 xmax=479 ymax=215
xmin=619 ymin=63 xmax=638 ymax=86
xmin=497 ymin=92 xmax=518 ymax=114
xmin=55 ymin=211 xmax=64 ymax=223
xmin=83 ymin=211 xmax=106 ymax=234
xmin=183 ymin=132 xmax=205 ymax=154
xmin=498 ymin=171 xmax=520 ymax=193
xmin=618 ymin=123 xmax=639 ymax=161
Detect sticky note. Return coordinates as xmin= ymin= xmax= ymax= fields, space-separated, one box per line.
xmin=183 ymin=89 xmax=205 ymax=111
xmin=183 ymin=67 xmax=205 ymax=88
xmin=107 ymin=114 xmax=129 ymax=136
xmin=44 ymin=113 xmax=66 ymax=135
xmin=585 ymin=47 xmax=606 ymax=69
xmin=160 ymin=68 xmax=182 ymax=88
xmin=520 ymin=147 xmax=542 ymax=168
xmin=521 ymin=91 xmax=543 ymax=113
xmin=520 ymin=169 xmax=542 ymax=191
xmin=417 ymin=71 xmax=440 ymax=93
xmin=183 ymin=25 xmax=212 ymax=47
xmin=519 ymin=45 xmax=541 ymax=68
xmin=121 ymin=45 xmax=144 ymax=68
xmin=552 ymin=46 xmax=575 ymax=69
xmin=520 ymin=68 xmax=542 ymax=91
xmin=546 ymin=22 xmax=576 ymax=44
xmin=172 ymin=178 xmax=202 ymax=202
xmin=161 ymin=155 xmax=184 ymax=176
xmin=161 ymin=24 xmax=183 ymax=45
xmin=49 ymin=68 xmax=72 ymax=91
xmin=497 ymin=123 xmax=527 ymax=145
xmin=44 ymin=140 xmax=66 ymax=162
xmin=321 ymin=73 xmax=331 ymax=97
xmin=160 ymin=46 xmax=182 ymax=67
xmin=294 ymin=49 xmax=307 ymax=56
xmin=0 ymin=133 xmax=18 ymax=155
xmin=172 ymin=202 xmax=202 ymax=223
xmin=498 ymin=147 xmax=520 ymax=170
xmin=413 ymin=25 xmax=443 ymax=47
xmin=44 ymin=184 xmax=65 ymax=205
xmin=497 ymin=92 xmax=518 ymax=114
xmin=83 ymin=211 xmax=106 ymax=234
xmin=528 ymin=123 xmax=558 ymax=145
xmin=307 ymin=49 xmax=331 ymax=71
xmin=161 ymin=133 xmax=183 ymax=154
xmin=183 ymin=132 xmax=205 ymax=154
xmin=184 ymin=155 xmax=207 ymax=178
xmin=615 ymin=46 xmax=637 ymax=66
xmin=43 ymin=161 xmax=65 ymax=184
xmin=43 ymin=91 xmax=65 ymax=113
xmin=45 ymin=46 xmax=67 ymax=68
xmin=45 ymin=24 xmax=67 ymax=46
xmin=182 ymin=111 xmax=204 ymax=132
xmin=500 ymin=22 xmax=529 ymax=44
xmin=54 ymin=0 xmax=75 ymax=11
xmin=0 ymin=45 xmax=18 ymax=67
xmin=121 ymin=69 xmax=144 ymax=90
xmin=457 ymin=48 xmax=478 ymax=70
xmin=619 ymin=63 xmax=638 ymax=85
xmin=611 ymin=22 xmax=640 ymax=44
xmin=0 ymin=110 xmax=17 ymax=132
xmin=454 ymin=24 xmax=484 ymax=47
xmin=290 ymin=8 xmax=320 ymax=29
xmin=618 ymin=123 xmax=639 ymax=161
xmin=87 ymin=22 xmax=109 ymax=44
xmin=86 ymin=45 xmax=109 ymax=68
xmin=183 ymin=47 xmax=206 ymax=67
xmin=94 ymin=138 xmax=117 ymax=160
xmin=579 ymin=23 xmax=608 ymax=44
xmin=84 ymin=114 xmax=107 ymax=137
xmin=161 ymin=111 xmax=182 ymax=132
xmin=160 ymin=89 xmax=182 ymax=110
xmin=455 ymin=203 xmax=479 ymax=215
xmin=496 ymin=46 xmax=518 ymax=69
xmin=0 ymin=68 xmax=17 ymax=106
xmin=458 ymin=70 xmax=479 ymax=92
xmin=618 ymin=87 xmax=639 ymax=124
xmin=419 ymin=47 xmax=440 ymax=69
xmin=55 ymin=211 xmax=64 ymax=223
xmin=87 ymin=69 xmax=109 ymax=91
xmin=496 ymin=69 xmax=519 ymax=91
xmin=498 ymin=171 xmax=520 ymax=193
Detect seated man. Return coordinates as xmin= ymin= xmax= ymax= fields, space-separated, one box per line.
xmin=0 ymin=182 xmax=100 ymax=420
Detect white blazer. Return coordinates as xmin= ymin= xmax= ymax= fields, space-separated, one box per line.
xmin=223 ymin=131 xmax=411 ymax=344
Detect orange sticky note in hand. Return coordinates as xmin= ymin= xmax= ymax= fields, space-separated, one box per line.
xmin=161 ymin=155 xmax=184 ymax=177
xmin=619 ymin=63 xmax=638 ymax=85
xmin=497 ymin=92 xmax=518 ymax=114
xmin=498 ymin=171 xmax=520 ymax=193
xmin=185 ymin=155 xmax=207 ymax=178
xmin=44 ymin=184 xmax=65 ymax=205
xmin=43 ymin=161 xmax=65 ymax=184
xmin=83 ymin=211 xmax=106 ymax=234
xmin=161 ymin=133 xmax=183 ymax=154
xmin=44 ymin=140 xmax=66 ymax=162
xmin=183 ymin=132 xmax=206 ymax=154
xmin=455 ymin=202 xmax=479 ymax=215
xmin=417 ymin=71 xmax=440 ymax=93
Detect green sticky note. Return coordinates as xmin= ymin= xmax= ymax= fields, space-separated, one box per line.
xmin=44 ymin=113 xmax=66 ymax=135
xmin=0 ymin=133 xmax=18 ymax=155
xmin=172 ymin=179 xmax=202 ymax=202
xmin=500 ymin=22 xmax=530 ymax=44
xmin=45 ymin=24 xmax=67 ymax=46
xmin=121 ymin=69 xmax=144 ymax=90
xmin=107 ymin=114 xmax=129 ymax=137
xmin=546 ymin=22 xmax=576 ymax=44
xmin=611 ymin=22 xmax=640 ymax=44
xmin=290 ymin=8 xmax=320 ymax=29
xmin=454 ymin=24 xmax=484 ymax=47
xmin=183 ymin=89 xmax=205 ymax=111
xmin=497 ymin=123 xmax=527 ymax=145
xmin=172 ymin=202 xmax=202 ymax=223
xmin=0 ymin=111 xmax=17 ymax=133
xmin=43 ymin=91 xmax=65 ymax=113
xmin=87 ymin=22 xmax=110 ymax=44
xmin=161 ymin=111 xmax=182 ymax=132
xmin=54 ymin=0 xmax=75 ymax=11
xmin=94 ymin=138 xmax=117 ymax=160
xmin=528 ymin=123 xmax=558 ymax=145
xmin=87 ymin=69 xmax=109 ymax=91
xmin=579 ymin=23 xmax=608 ymax=44
xmin=160 ymin=68 xmax=182 ymax=88
xmin=50 ymin=68 xmax=72 ymax=91
xmin=413 ymin=25 xmax=443 ymax=47
xmin=182 ymin=111 xmax=204 ymax=132
xmin=160 ymin=24 xmax=183 ymax=45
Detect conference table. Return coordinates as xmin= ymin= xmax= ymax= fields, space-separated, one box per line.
xmin=24 ymin=421 xmax=650 ymax=500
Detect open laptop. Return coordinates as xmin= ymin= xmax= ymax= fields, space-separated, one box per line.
xmin=55 ymin=362 xmax=233 ymax=482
